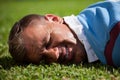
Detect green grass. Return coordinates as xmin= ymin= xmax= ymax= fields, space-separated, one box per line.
xmin=0 ymin=0 xmax=120 ymax=80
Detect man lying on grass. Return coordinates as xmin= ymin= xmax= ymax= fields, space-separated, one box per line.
xmin=8 ymin=1 xmax=120 ymax=67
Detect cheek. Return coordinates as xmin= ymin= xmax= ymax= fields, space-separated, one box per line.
xmin=50 ymin=32 xmax=64 ymax=44
xmin=55 ymin=30 xmax=74 ymax=39
xmin=52 ymin=31 xmax=69 ymax=40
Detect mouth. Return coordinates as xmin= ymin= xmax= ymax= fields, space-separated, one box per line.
xmin=65 ymin=47 xmax=69 ymax=58
xmin=58 ymin=46 xmax=73 ymax=63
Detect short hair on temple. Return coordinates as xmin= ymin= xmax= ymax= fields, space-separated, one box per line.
xmin=8 ymin=14 xmax=45 ymax=63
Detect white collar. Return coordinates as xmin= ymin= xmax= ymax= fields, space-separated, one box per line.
xmin=106 ymin=0 xmax=120 ymax=2
xmin=64 ymin=15 xmax=98 ymax=63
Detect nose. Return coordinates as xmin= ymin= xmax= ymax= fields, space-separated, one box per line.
xmin=43 ymin=47 xmax=60 ymax=61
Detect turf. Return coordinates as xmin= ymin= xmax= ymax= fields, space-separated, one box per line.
xmin=0 ymin=0 xmax=120 ymax=80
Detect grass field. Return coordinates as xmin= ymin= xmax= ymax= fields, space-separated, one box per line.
xmin=0 ymin=0 xmax=120 ymax=80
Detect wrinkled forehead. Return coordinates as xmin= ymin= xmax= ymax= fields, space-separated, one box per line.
xmin=22 ymin=23 xmax=50 ymax=49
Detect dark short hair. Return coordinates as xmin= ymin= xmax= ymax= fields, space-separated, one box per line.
xmin=8 ymin=14 xmax=45 ymax=63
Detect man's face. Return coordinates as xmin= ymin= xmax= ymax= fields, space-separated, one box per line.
xmin=23 ymin=15 xmax=86 ymax=64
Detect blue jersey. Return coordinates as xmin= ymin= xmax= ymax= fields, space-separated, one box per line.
xmin=77 ymin=1 xmax=120 ymax=67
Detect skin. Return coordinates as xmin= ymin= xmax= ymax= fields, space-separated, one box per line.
xmin=23 ymin=14 xmax=87 ymax=64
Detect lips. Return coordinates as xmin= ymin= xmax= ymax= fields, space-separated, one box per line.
xmin=58 ymin=46 xmax=73 ymax=63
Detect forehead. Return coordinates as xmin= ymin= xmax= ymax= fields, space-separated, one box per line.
xmin=23 ymin=23 xmax=50 ymax=48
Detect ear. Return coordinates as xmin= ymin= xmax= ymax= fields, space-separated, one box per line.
xmin=45 ymin=14 xmax=63 ymax=23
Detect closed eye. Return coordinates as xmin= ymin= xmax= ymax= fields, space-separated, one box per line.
xmin=45 ymin=36 xmax=52 ymax=49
